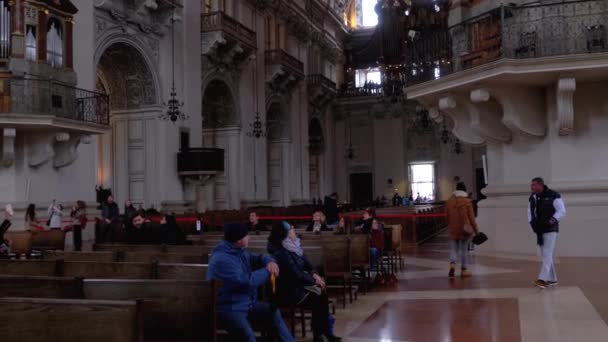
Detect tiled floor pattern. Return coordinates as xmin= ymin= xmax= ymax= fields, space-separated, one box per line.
xmin=324 ymin=237 xmax=608 ymax=342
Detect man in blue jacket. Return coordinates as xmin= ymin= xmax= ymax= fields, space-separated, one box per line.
xmin=207 ymin=222 xmax=294 ymax=341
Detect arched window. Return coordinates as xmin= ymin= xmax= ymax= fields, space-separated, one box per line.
xmin=25 ymin=25 xmax=37 ymax=61
xmin=46 ymin=18 xmax=63 ymax=68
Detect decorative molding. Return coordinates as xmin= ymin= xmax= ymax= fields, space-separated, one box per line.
xmin=469 ymin=89 xmax=512 ymax=143
xmin=489 ymin=86 xmax=546 ymax=137
xmin=1 ymin=128 xmax=16 ymax=168
xmin=437 ymin=95 xmax=485 ymax=145
xmin=53 ymin=134 xmax=86 ymax=169
xmin=28 ymin=134 xmax=55 ymax=167
xmin=556 ymin=76 xmax=576 ymax=136
xmin=428 ymin=107 xmax=443 ymax=123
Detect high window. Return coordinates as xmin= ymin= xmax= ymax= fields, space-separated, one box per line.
xmin=410 ymin=163 xmax=435 ymax=201
xmin=360 ymin=0 xmax=378 ymax=27
xmin=46 ymin=18 xmax=63 ymax=68
xmin=25 ymin=25 xmax=37 ymax=61
xmin=355 ymin=68 xmax=381 ymax=87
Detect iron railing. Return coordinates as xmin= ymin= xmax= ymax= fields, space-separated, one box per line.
xmin=201 ymin=12 xmax=257 ymax=50
xmin=307 ymin=74 xmax=337 ymax=92
xmin=265 ymin=49 xmax=305 ymax=76
xmin=6 ymin=77 xmax=110 ymax=125
xmin=407 ymin=0 xmax=608 ymax=86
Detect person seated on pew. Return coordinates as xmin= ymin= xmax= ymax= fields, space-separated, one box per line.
xmin=160 ymin=213 xmax=187 ymax=245
xmin=25 ymin=204 xmax=43 ymax=232
xmin=268 ymin=222 xmax=341 ymax=342
xmin=130 ymin=213 xmax=162 ymax=244
xmin=369 ymin=219 xmax=385 ymax=284
xmin=306 ymin=211 xmax=331 ymax=233
xmin=247 ymin=211 xmax=267 ymax=233
xmin=0 ymin=205 xmax=14 ymax=255
xmin=335 ymin=216 xmax=349 ymax=235
xmin=207 ymin=223 xmax=293 ymax=342
xmin=355 ymin=207 xmax=376 ymax=234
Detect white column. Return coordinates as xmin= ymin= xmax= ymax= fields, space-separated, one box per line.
xmin=280 ymin=140 xmax=291 ymax=206
xmin=226 ymin=129 xmax=241 ymax=209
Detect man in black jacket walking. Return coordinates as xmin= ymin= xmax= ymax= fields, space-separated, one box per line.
xmin=528 ymin=177 xmax=566 ymax=289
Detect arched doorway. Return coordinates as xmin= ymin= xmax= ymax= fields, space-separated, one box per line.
xmin=96 ymin=42 xmax=159 ymax=208
xmin=267 ymin=102 xmax=290 ymax=206
xmin=308 ymin=117 xmax=325 ymax=200
xmin=202 ymin=79 xmax=239 ymax=209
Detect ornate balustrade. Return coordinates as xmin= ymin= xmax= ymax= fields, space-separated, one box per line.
xmin=407 ymin=0 xmax=608 ymax=85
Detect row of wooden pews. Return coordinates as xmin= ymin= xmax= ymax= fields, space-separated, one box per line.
xmin=0 ymin=224 xmax=405 ymax=341
xmin=0 ymin=256 xmax=216 ymax=341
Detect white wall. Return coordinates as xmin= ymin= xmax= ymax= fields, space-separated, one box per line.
xmin=477 ymin=80 xmax=608 ymax=257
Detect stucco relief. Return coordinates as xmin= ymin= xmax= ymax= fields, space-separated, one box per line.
xmin=98 ymin=42 xmax=157 ymax=110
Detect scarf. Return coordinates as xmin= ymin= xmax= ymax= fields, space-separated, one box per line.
xmin=282 ymin=237 xmax=303 ymax=257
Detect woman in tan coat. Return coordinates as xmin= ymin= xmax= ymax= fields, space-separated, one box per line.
xmin=446 ymin=182 xmax=479 ymax=278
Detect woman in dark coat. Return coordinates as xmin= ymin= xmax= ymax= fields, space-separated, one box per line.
xmin=268 ymin=222 xmax=341 ymax=342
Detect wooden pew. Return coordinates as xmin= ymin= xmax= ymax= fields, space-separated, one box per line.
xmin=0 ymin=297 xmax=144 ymax=342
xmin=43 ymin=251 xmax=117 ymax=262
xmin=31 ymin=230 xmax=66 ymax=251
xmin=4 ymin=231 xmax=33 ymax=257
xmin=0 ymin=259 xmax=58 ymax=276
xmin=120 ymin=251 xmax=206 ymax=264
xmin=0 ymin=275 xmax=82 ymax=298
xmin=59 ymin=261 xmax=154 ymax=279
xmin=94 ymin=244 xmax=165 ymax=252
xmin=83 ymin=279 xmax=215 ymax=339
xmin=156 ymin=263 xmax=208 ymax=280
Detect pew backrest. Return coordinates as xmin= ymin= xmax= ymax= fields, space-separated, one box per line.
xmin=0 ymin=259 xmax=58 ymax=276
xmin=156 ymin=263 xmax=208 ymax=280
xmin=120 ymin=252 xmax=206 ymax=264
xmin=43 ymin=251 xmax=117 ymax=262
xmin=83 ymin=279 xmax=215 ymax=339
xmin=4 ymin=231 xmax=33 ymax=255
xmin=0 ymin=275 xmax=82 ymax=298
xmin=31 ymin=230 xmax=66 ymax=251
xmin=0 ymin=297 xmax=143 ymax=342
xmin=60 ymin=261 xmax=154 ymax=279
xmin=349 ymin=234 xmax=370 ymax=266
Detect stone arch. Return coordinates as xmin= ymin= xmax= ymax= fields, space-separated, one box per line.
xmin=94 ymin=35 xmax=161 ymax=110
xmin=202 ymin=79 xmax=238 ymax=128
xmin=96 ymin=42 xmax=158 ymax=110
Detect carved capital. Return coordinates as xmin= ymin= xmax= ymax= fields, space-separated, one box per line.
xmin=489 ymin=86 xmax=546 ymax=137
xmin=557 ymin=76 xmax=576 ymax=136
xmin=468 ymin=89 xmax=512 ymax=143
xmin=428 ymin=107 xmax=443 ymax=123
xmin=53 ymin=135 xmax=86 ymax=169
xmin=437 ymin=95 xmax=485 ymax=145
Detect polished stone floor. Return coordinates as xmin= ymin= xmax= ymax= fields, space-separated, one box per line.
xmin=325 ymin=234 xmax=608 ymax=342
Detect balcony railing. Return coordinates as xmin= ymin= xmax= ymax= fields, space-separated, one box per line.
xmin=201 ymin=11 xmax=256 ymax=50
xmin=177 ymin=148 xmax=225 ymax=176
xmin=3 ymin=77 xmax=109 ymax=125
xmin=407 ymin=0 xmax=608 ymax=86
xmin=308 ymin=74 xmax=337 ymax=93
xmin=265 ymin=49 xmax=304 ymax=76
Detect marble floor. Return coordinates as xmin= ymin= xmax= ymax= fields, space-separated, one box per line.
xmin=325 ymin=235 xmax=608 ymax=342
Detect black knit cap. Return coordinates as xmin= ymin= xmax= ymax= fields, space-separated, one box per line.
xmin=224 ymin=222 xmax=249 ymax=243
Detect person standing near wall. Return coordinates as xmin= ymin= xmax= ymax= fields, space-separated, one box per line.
xmin=70 ymin=201 xmax=87 ymax=251
xmin=47 ymin=200 xmax=63 ymax=230
xmin=446 ymin=182 xmax=479 ymax=278
xmin=528 ymin=177 xmax=566 ymax=289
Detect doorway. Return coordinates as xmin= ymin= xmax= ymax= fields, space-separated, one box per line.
xmin=350 ymin=173 xmax=373 ymax=210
